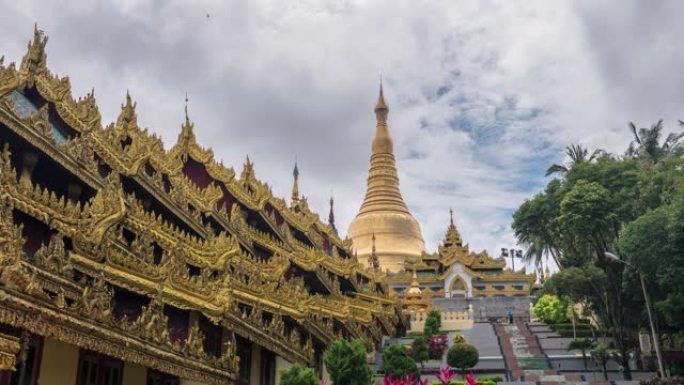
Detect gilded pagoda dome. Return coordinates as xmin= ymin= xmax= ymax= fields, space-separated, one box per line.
xmin=347 ymin=85 xmax=425 ymax=273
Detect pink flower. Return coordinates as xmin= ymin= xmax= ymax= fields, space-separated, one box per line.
xmin=465 ymin=373 xmax=476 ymax=385
xmin=435 ymin=367 xmax=456 ymax=385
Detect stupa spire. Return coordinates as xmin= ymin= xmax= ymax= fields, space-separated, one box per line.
xmin=291 ymin=161 xmax=300 ymax=207
xmin=347 ymin=84 xmax=425 ymax=273
xmin=358 ymin=83 xmax=409 ymax=215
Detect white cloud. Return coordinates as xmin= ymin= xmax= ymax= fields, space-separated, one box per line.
xmin=1 ymin=0 xmax=682 ymax=271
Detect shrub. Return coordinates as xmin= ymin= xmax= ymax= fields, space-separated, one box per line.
xmin=428 ymin=310 xmax=442 ymax=330
xmin=446 ymin=343 xmax=479 ymax=376
xmin=280 ymin=364 xmax=317 ymax=385
xmin=429 ymin=335 xmax=448 ymax=359
xmin=424 ymin=312 xmax=441 ymax=337
xmin=451 ymin=335 xmax=466 ymax=344
xmin=533 ymin=295 xmax=569 ymax=324
xmin=323 ymin=339 xmax=373 ymax=385
xmin=412 ymin=337 xmax=429 ymax=367
xmin=382 ymin=344 xmax=420 ymax=379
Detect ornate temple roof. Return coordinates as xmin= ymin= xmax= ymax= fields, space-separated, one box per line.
xmin=0 ymin=26 xmax=405 ymax=384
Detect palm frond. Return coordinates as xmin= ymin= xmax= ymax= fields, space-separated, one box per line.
xmin=545 ymin=164 xmax=568 ymax=176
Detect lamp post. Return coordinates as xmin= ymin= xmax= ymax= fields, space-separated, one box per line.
xmin=604 ymin=251 xmax=665 ymax=378
xmin=501 ymin=248 xmax=522 ymax=271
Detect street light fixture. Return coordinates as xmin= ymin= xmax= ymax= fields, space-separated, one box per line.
xmin=501 ymin=248 xmax=523 ymax=271
xmin=604 ymin=251 xmax=666 ymax=378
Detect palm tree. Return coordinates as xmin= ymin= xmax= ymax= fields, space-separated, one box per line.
xmin=545 ymin=144 xmax=603 ymax=176
xmin=627 ymin=120 xmax=684 ymax=162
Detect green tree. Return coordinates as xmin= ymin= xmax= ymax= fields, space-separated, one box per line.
xmin=280 ymin=364 xmax=317 ymax=385
xmin=618 ymin=201 xmax=684 ymax=329
xmin=381 ymin=344 xmax=419 ymax=379
xmin=411 ymin=336 xmax=429 ymax=368
xmin=446 ymin=343 xmax=479 ymax=378
xmin=424 ymin=312 xmax=440 ymax=337
xmin=512 ymin=179 xmax=564 ymax=268
xmin=323 ymin=339 xmax=373 ymax=385
xmin=533 ymin=294 xmax=569 ymax=324
xmin=627 ymin=120 xmax=684 ymax=163
xmin=592 ymin=343 xmax=612 ymax=380
xmin=568 ymin=338 xmax=594 ymax=370
xmin=546 ymin=143 xmax=602 ymax=176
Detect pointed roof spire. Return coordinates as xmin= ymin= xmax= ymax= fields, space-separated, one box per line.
xmin=20 ymin=23 xmax=48 ymax=78
xmin=177 ymin=91 xmax=195 ymax=144
xmin=115 ymin=90 xmax=138 ymax=134
xmin=374 ymin=78 xmax=388 ymax=123
xmin=442 ymin=207 xmax=463 ymax=248
xmin=291 ymin=161 xmax=300 ymax=207
xmin=367 ymin=233 xmax=380 ymax=271
xmin=328 ymin=193 xmax=337 ymax=234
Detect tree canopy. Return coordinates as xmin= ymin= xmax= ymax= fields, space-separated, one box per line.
xmin=280 ymin=364 xmax=318 ymax=385
xmin=512 ymin=119 xmax=684 ymax=379
xmin=381 ymin=344 xmax=419 ymax=379
xmin=323 ymin=339 xmax=373 ymax=385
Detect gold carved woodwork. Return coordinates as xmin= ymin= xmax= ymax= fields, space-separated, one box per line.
xmin=0 ymin=332 xmax=20 ymax=371
xmin=0 ymin=26 xmax=401 ymax=380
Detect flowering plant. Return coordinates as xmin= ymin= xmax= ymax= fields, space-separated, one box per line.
xmin=380 ymin=373 xmax=427 ymax=385
xmin=429 ymin=335 xmax=448 ymax=359
xmin=435 ymin=366 xmax=456 ymax=385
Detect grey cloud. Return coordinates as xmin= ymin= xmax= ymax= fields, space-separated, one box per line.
xmin=1 ymin=0 xmax=682 ymax=267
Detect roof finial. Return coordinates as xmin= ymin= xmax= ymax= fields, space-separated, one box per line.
xmin=291 ymin=160 xmax=300 ymax=207
xmin=328 ymin=192 xmax=337 ymax=234
xmin=184 ymin=91 xmax=189 ymax=121
xmin=375 ymin=76 xmax=388 ymax=117
xmin=449 ymin=207 xmax=454 ymax=227
xmin=368 ymin=233 xmax=380 ymax=271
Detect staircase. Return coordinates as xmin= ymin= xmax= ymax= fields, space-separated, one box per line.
xmin=494 ymin=322 xmax=587 ymax=384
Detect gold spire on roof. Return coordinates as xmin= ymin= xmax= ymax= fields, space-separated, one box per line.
xmin=291 ymin=161 xmax=300 ymax=207
xmin=442 ymin=207 xmax=463 ymax=249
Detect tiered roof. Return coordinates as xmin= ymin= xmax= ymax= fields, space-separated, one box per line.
xmin=0 ymin=26 xmax=402 ymax=385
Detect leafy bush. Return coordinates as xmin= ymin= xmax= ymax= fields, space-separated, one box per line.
xmin=412 ymin=337 xmax=429 ymax=366
xmin=424 ymin=311 xmax=441 ymax=337
xmin=382 ymin=344 xmax=420 ymax=379
xmin=451 ymin=335 xmax=466 ymax=344
xmin=323 ymin=339 xmax=373 ymax=385
xmin=280 ymin=364 xmax=317 ymax=385
xmin=533 ymin=294 xmax=569 ymax=324
xmin=446 ymin=343 xmax=479 ymax=375
xmin=429 ymin=335 xmax=448 ymax=359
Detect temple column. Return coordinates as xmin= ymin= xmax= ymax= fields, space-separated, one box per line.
xmin=249 ymin=344 xmax=262 ymax=385
xmin=37 ymin=338 xmax=78 ymax=385
xmin=122 ymin=362 xmax=147 ymax=384
xmin=274 ymin=355 xmax=293 ymax=385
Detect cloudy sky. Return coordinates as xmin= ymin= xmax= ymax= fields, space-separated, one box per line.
xmin=1 ymin=0 xmax=683 ymax=269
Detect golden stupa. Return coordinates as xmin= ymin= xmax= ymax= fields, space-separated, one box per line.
xmin=347 ymin=84 xmax=425 ymax=273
